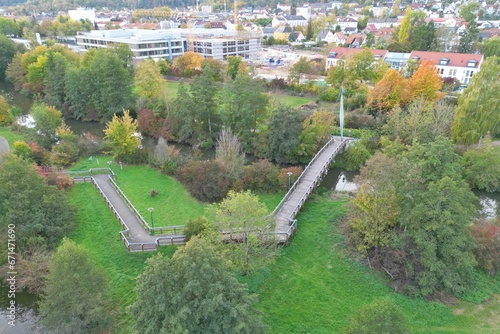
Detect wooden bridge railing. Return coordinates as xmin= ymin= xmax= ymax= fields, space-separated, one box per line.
xmin=272 ymin=137 xmax=349 ymax=243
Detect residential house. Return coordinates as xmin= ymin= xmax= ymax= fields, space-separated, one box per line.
xmin=336 ymin=17 xmax=358 ymax=32
xmin=325 ymin=46 xmax=388 ymax=68
xmin=316 ymin=29 xmax=335 ymax=43
xmin=345 ymin=33 xmax=365 ymax=48
xmin=274 ymin=25 xmax=293 ymax=41
xmin=292 ymin=31 xmax=306 ymax=42
xmin=272 ymin=15 xmax=308 ymax=29
xmin=262 ymin=26 xmax=275 ymax=38
xmin=296 ymin=5 xmax=312 ymax=20
xmin=332 ymin=32 xmax=347 ymax=45
xmin=409 ymin=51 xmax=484 ymax=85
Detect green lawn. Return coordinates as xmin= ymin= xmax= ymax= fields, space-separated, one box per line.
xmin=164 ymin=79 xmax=317 ymax=108
xmin=68 ymin=183 xmax=177 ymax=333
xmin=244 ymin=193 xmax=500 ymax=334
xmin=0 ymin=126 xmax=30 ymax=147
xmin=270 ymin=94 xmax=316 ymax=108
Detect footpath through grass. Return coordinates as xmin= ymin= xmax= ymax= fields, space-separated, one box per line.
xmin=246 ymin=193 xmax=500 ymax=334
xmin=68 ymin=183 xmax=176 ymax=333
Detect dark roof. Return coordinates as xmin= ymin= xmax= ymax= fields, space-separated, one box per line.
xmin=284 ymin=15 xmax=307 ymax=21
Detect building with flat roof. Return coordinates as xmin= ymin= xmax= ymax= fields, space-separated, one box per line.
xmin=76 ymin=29 xmax=261 ymax=62
xmin=76 ymin=29 xmax=187 ymax=60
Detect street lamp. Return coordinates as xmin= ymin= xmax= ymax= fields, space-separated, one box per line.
xmin=287 ymin=172 xmax=293 ymax=190
xmin=148 ymin=207 xmax=154 ymax=230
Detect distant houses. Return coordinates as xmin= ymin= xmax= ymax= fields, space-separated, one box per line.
xmin=325 ymin=46 xmax=484 ymax=86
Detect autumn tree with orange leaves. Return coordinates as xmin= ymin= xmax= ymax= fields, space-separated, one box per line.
xmin=409 ymin=60 xmax=444 ymax=101
xmin=367 ymin=69 xmax=412 ymax=114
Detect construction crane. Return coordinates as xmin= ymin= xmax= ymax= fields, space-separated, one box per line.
xmin=188 ymin=16 xmax=194 ymax=52
xmin=234 ymin=0 xmax=238 ymax=30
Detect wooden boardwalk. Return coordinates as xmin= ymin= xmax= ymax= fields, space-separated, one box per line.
xmin=69 ymin=136 xmax=351 ymax=251
xmin=273 ymin=136 xmax=349 ymax=243
xmin=71 ymin=170 xmax=185 ymax=252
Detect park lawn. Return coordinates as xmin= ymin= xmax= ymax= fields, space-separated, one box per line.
xmin=0 ymin=126 xmax=30 ymax=147
xmin=67 ymin=183 xmax=177 ymax=333
xmin=165 ymin=79 xmax=182 ymax=98
xmin=164 ymin=79 xmax=317 ymax=108
xmin=246 ymin=193 xmax=499 ymax=334
xmin=269 ymin=94 xmax=315 ymax=108
xmin=112 ymin=165 xmax=207 ymax=227
xmin=258 ymin=191 xmax=286 ymax=212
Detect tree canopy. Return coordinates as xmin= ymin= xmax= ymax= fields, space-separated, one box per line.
xmin=451 ymin=56 xmax=500 ymax=144
xmin=130 ymin=237 xmax=266 ymax=334
xmin=40 ymin=239 xmax=113 ymax=334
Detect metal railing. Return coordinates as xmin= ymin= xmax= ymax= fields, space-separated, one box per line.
xmin=67 ymin=168 xmax=115 ymax=179
xmin=272 ymin=137 xmax=351 ymax=243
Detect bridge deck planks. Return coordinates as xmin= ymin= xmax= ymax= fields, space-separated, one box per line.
xmin=274 ymin=137 xmax=347 ymax=238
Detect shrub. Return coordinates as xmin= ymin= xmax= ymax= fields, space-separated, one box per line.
xmin=184 ymin=217 xmax=208 ymax=242
xmin=77 ymin=132 xmax=102 ymax=157
xmin=318 ymin=86 xmax=340 ymax=102
xmin=278 ymin=166 xmax=304 ymax=190
xmin=55 ymin=173 xmax=74 ymax=191
xmin=344 ymin=298 xmax=409 ymax=334
xmin=150 ymin=189 xmax=158 ymax=197
xmin=470 ymin=219 xmax=500 ymax=275
xmin=13 ymin=141 xmax=32 ymax=160
xmin=242 ymin=159 xmax=280 ymax=193
xmin=333 ymin=141 xmax=372 ymax=171
xmin=176 ymin=160 xmax=232 ymax=202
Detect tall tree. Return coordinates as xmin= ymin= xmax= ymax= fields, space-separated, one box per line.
xmin=398 ymin=7 xmax=411 ymax=44
xmin=220 ymin=73 xmax=269 ymax=148
xmin=268 ymin=104 xmax=305 ymax=163
xmin=214 ymin=190 xmax=275 ymax=275
xmin=459 ymin=22 xmax=480 ymax=54
xmin=367 ymin=69 xmax=411 ymax=113
xmin=479 ymin=36 xmax=500 ymax=58
xmin=40 ymin=239 xmax=113 ymax=334
xmin=103 ymin=110 xmax=141 ymax=160
xmin=409 ymin=60 xmax=444 ymax=101
xmin=451 ymin=56 xmax=500 ymax=144
xmin=348 ymin=137 xmax=478 ymax=296
xmin=134 ymin=59 xmax=167 ymax=104
xmin=43 ymin=52 xmax=68 ymax=110
xmin=0 ymin=155 xmax=75 ymax=250
xmin=31 ymin=103 xmax=63 ymax=148
xmin=0 ymin=34 xmax=16 ymax=81
xmin=190 ymin=66 xmax=221 ymax=140
xmin=296 ymin=110 xmax=335 ymax=161
xmin=130 ymin=238 xmax=266 ymax=334
xmin=411 ymin=21 xmax=436 ymax=51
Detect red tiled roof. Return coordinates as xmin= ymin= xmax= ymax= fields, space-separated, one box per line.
xmin=409 ymin=51 xmax=483 ymax=69
xmin=329 ymin=47 xmax=388 ymax=59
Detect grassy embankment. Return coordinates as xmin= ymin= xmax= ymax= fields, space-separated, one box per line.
xmin=244 ymin=193 xmax=500 ymax=334
xmin=67 ymin=159 xmax=284 ymax=333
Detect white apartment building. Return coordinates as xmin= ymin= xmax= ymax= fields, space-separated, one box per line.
xmin=76 ymin=29 xmax=262 ymax=62
xmin=76 ymin=29 xmax=187 ymax=60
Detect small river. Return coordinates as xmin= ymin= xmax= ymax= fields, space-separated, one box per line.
xmin=0 ymin=80 xmax=497 ymax=325
xmin=0 ymin=284 xmax=43 ymax=333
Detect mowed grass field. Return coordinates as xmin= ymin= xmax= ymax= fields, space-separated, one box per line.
xmin=67 ymin=158 xmax=499 ymax=334
xmin=244 ymin=194 xmax=500 ymax=334
xmin=67 ymin=183 xmax=177 ymax=333
xmin=165 ymin=79 xmax=317 ymax=109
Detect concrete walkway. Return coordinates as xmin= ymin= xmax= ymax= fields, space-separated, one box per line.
xmin=92 ymin=174 xmax=160 ymax=244
xmin=0 ymin=136 xmax=9 ymax=154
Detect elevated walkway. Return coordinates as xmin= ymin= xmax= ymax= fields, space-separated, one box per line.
xmin=273 ymin=136 xmax=350 ymax=243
